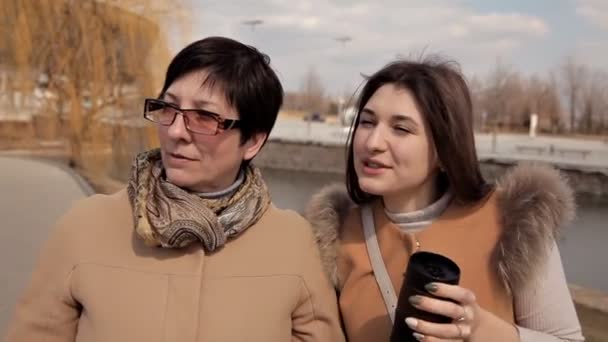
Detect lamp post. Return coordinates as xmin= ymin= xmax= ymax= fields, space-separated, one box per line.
xmin=333 ymin=36 xmax=352 ymax=127
xmin=242 ymin=19 xmax=264 ymax=31
xmin=334 ymin=36 xmax=352 ymax=47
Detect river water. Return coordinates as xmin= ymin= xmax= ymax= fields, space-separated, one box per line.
xmin=260 ymin=168 xmax=608 ymax=293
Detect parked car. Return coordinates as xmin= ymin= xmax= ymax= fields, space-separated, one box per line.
xmin=303 ymin=112 xmax=325 ymax=122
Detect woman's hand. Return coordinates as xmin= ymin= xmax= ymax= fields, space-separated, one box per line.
xmin=403 ymin=282 xmax=481 ymax=341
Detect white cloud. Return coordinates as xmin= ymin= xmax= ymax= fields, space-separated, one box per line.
xmin=180 ymin=1 xmax=551 ymax=93
xmin=269 ymin=15 xmax=321 ymax=30
xmin=467 ymin=13 xmax=549 ymax=37
xmin=576 ymin=0 xmax=608 ymax=29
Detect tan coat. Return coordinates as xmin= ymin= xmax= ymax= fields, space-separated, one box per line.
xmin=5 ymin=190 xmax=346 ymax=342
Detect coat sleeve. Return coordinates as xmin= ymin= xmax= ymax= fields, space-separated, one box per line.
xmin=514 ymin=242 xmax=585 ymax=342
xmin=291 ymin=220 xmax=346 ymax=342
xmin=4 ymin=205 xmax=83 ymax=342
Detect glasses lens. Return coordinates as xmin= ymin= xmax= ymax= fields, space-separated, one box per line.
xmin=183 ymin=111 xmax=219 ymax=134
xmin=145 ymin=100 xmax=175 ymax=125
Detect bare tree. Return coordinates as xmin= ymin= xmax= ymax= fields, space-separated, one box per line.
xmin=579 ymin=70 xmax=608 ymax=134
xmin=526 ymin=74 xmax=564 ymax=133
xmin=468 ymin=75 xmax=485 ymax=131
xmin=300 ymin=67 xmax=327 ymax=114
xmin=478 ymin=60 xmax=527 ymax=131
xmin=561 ymin=57 xmax=587 ymax=132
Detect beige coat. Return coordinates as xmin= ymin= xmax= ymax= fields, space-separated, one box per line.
xmin=5 ymin=189 xmax=345 ymax=342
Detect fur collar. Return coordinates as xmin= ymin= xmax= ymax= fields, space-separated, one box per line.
xmin=304 ymin=163 xmax=575 ymax=294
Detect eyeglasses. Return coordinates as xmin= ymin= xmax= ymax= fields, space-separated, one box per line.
xmin=143 ymin=98 xmax=240 ymax=135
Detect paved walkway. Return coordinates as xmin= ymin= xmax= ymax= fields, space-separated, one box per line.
xmin=0 ymin=156 xmax=90 ymax=335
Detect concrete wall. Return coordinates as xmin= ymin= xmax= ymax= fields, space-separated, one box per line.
xmin=0 ymin=120 xmax=35 ymax=143
xmin=257 ymin=139 xmax=346 ymax=174
xmin=256 ymin=139 xmax=608 ymax=198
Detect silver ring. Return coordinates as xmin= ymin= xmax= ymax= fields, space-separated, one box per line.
xmin=456 ymin=324 xmax=464 ymax=338
xmin=457 ymin=306 xmax=468 ymax=322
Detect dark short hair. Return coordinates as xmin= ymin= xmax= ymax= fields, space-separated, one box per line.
xmin=159 ymin=36 xmax=283 ymax=149
xmin=346 ymin=56 xmax=491 ymax=205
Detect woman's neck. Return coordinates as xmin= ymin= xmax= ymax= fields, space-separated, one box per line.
xmin=196 ymin=168 xmax=245 ymax=199
xmin=382 ymin=178 xmax=440 ymax=214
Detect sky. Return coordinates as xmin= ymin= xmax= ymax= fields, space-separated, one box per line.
xmin=173 ymin=0 xmax=608 ymax=95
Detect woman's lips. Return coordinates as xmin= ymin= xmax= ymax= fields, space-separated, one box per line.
xmin=165 ymin=152 xmax=197 ymax=166
xmin=170 ymin=152 xmax=196 ymax=161
xmin=361 ymin=159 xmax=390 ymax=175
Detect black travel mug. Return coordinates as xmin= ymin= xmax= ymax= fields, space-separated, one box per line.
xmin=390 ymin=251 xmax=461 ymax=342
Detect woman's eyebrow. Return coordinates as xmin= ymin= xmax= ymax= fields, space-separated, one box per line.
xmin=392 ymin=114 xmax=418 ymax=127
xmin=361 ymin=108 xmax=375 ymax=116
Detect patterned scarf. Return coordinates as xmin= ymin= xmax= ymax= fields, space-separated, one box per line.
xmin=127 ymin=149 xmax=271 ymax=251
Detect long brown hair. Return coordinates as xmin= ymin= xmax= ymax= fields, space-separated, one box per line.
xmin=346 ymin=56 xmax=491 ymax=205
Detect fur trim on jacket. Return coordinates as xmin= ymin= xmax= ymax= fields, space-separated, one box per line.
xmin=304 ymin=163 xmax=575 ymax=294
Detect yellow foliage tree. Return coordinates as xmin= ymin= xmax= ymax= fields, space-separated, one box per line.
xmin=0 ymin=0 xmax=189 ymax=168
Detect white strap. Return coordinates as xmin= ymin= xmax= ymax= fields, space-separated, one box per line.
xmin=362 ymin=205 xmax=398 ymax=323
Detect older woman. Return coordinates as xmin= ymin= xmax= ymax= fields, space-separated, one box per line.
xmin=5 ymin=36 xmax=344 ymax=342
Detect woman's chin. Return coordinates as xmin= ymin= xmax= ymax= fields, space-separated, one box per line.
xmin=165 ymin=169 xmax=199 ymax=189
xmin=358 ymin=179 xmax=390 ymax=197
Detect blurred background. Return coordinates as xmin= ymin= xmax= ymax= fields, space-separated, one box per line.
xmin=1 ymin=0 xmax=607 ymax=340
